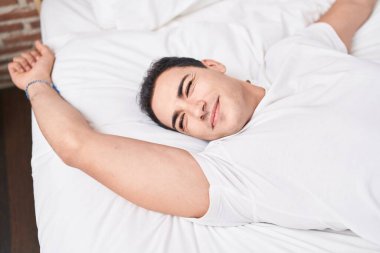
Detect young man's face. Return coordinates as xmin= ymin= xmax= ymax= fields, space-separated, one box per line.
xmin=151 ymin=60 xmax=260 ymax=141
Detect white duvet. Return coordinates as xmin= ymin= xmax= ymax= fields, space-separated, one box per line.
xmin=33 ymin=0 xmax=380 ymax=252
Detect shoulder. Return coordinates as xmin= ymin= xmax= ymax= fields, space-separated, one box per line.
xmin=265 ymin=23 xmax=348 ymax=81
xmin=266 ymin=23 xmax=347 ymax=62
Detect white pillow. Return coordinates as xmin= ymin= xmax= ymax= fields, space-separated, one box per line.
xmin=51 ymin=21 xmax=261 ymax=150
xmin=90 ymin=0 xmax=220 ymax=31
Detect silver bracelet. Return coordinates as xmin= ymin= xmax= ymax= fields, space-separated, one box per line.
xmin=25 ymin=80 xmax=59 ymax=100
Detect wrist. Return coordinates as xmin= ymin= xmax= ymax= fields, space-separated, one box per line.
xmin=27 ymin=82 xmax=52 ymax=101
xmin=24 ymin=76 xmax=52 ymax=89
xmin=25 ymin=79 xmax=58 ymax=101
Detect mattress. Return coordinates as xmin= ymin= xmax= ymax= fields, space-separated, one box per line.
xmin=32 ymin=0 xmax=380 ymax=252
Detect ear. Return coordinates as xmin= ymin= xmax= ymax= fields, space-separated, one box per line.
xmin=201 ymin=59 xmax=226 ymax=73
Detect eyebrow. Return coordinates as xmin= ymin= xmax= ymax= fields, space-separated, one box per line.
xmin=171 ymin=73 xmax=190 ymax=130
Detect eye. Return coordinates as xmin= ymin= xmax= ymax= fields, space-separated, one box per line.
xmin=179 ymin=113 xmax=185 ymax=131
xmin=186 ymin=80 xmax=193 ymax=97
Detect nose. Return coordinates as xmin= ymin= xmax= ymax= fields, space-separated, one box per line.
xmin=184 ymin=100 xmax=207 ymax=120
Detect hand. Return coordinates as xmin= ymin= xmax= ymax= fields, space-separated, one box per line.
xmin=8 ymin=40 xmax=55 ymax=90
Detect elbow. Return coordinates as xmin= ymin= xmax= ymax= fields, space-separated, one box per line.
xmin=59 ymin=140 xmax=80 ymax=167
xmin=56 ymin=130 xmax=89 ymax=168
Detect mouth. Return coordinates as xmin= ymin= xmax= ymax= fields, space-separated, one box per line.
xmin=210 ymin=96 xmax=220 ymax=129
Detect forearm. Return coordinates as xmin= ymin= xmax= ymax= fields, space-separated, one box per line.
xmin=29 ymin=83 xmax=93 ymax=162
xmin=318 ymin=0 xmax=377 ymax=50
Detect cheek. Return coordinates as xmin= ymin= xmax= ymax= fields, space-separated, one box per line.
xmin=193 ymin=86 xmax=209 ymax=100
xmin=220 ymin=100 xmax=244 ymax=128
xmin=187 ymin=118 xmax=205 ymax=133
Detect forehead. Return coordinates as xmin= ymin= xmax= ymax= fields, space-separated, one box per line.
xmin=157 ymin=66 xmax=191 ymax=84
xmin=151 ymin=66 xmax=193 ymax=128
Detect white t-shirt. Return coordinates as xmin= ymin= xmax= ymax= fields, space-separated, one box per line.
xmin=185 ymin=23 xmax=380 ymax=245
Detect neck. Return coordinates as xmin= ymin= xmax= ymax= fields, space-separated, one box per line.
xmin=242 ymin=80 xmax=266 ymax=118
xmin=242 ymin=81 xmax=265 ymax=127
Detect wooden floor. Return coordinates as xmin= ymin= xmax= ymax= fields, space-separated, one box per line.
xmin=0 ymin=87 xmax=40 ymax=253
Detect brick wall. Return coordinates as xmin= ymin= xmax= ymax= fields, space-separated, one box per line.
xmin=0 ymin=0 xmax=40 ymax=89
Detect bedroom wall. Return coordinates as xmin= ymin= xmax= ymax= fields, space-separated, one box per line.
xmin=0 ymin=1 xmax=40 ymax=253
xmin=0 ymin=0 xmax=41 ymax=89
xmin=0 ymin=88 xmax=39 ymax=253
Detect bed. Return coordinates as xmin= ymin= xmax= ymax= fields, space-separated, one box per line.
xmin=32 ymin=0 xmax=380 ymax=252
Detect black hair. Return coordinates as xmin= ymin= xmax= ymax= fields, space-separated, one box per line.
xmin=138 ymin=57 xmax=206 ymax=131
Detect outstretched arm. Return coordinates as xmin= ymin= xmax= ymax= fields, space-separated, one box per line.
xmin=317 ymin=0 xmax=377 ymax=51
xmin=8 ymin=41 xmax=209 ymax=218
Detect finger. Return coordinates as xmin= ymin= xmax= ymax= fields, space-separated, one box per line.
xmin=8 ymin=62 xmax=25 ymax=73
xmin=21 ymin=52 xmax=36 ymax=65
xmin=13 ymin=56 xmax=31 ymax=70
xmin=28 ymin=50 xmax=40 ymax=60
xmin=15 ymin=62 xmax=26 ymax=72
xmin=34 ymin=40 xmax=53 ymax=56
xmin=30 ymin=50 xmax=41 ymax=60
xmin=8 ymin=62 xmax=18 ymax=74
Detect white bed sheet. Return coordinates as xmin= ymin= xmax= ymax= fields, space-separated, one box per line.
xmin=33 ymin=0 xmax=380 ymax=252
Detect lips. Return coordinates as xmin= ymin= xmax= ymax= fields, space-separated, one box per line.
xmin=210 ymin=96 xmax=220 ymax=129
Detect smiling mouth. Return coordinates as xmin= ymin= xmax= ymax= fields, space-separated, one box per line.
xmin=210 ymin=96 xmax=220 ymax=129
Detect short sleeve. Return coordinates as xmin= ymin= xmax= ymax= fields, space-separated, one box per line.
xmin=296 ymin=22 xmax=347 ymax=53
xmin=265 ymin=22 xmax=348 ymax=83
xmin=183 ymin=151 xmax=255 ymax=226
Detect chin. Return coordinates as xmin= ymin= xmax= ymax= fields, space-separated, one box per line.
xmin=224 ymin=124 xmax=243 ymax=136
xmin=199 ymin=124 xmax=243 ymax=141
xmin=201 ymin=133 xmax=222 ymax=141
xmin=210 ymin=130 xmax=234 ymax=140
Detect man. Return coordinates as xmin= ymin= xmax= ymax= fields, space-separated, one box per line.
xmin=8 ymin=0 xmax=379 ymax=245
xmin=139 ymin=57 xmax=266 ymax=141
